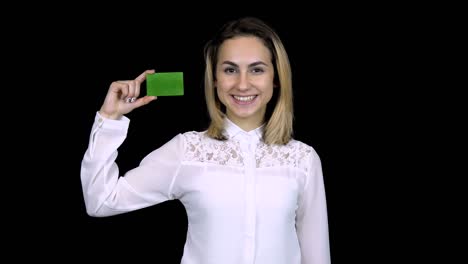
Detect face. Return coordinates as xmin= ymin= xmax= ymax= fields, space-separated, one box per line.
xmin=215 ymin=36 xmax=274 ymax=128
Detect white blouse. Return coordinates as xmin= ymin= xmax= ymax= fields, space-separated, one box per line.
xmin=81 ymin=113 xmax=330 ymax=264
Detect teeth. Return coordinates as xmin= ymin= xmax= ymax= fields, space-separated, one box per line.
xmin=233 ymin=95 xmax=256 ymax=102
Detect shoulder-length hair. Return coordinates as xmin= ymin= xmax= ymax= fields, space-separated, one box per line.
xmin=203 ymin=17 xmax=293 ymax=145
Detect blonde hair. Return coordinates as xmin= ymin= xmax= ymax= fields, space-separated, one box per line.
xmin=203 ymin=17 xmax=293 ymax=145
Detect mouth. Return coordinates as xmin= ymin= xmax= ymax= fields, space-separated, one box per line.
xmin=231 ymin=95 xmax=258 ymax=105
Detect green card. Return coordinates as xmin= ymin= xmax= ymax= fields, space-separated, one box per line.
xmin=146 ymin=72 xmax=184 ymax=96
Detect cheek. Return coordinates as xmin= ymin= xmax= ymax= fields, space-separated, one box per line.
xmin=264 ymin=89 xmax=274 ymax=102
xmin=216 ymin=86 xmax=229 ymax=103
xmin=216 ymin=80 xmax=232 ymax=94
xmin=261 ymin=82 xmax=274 ymax=98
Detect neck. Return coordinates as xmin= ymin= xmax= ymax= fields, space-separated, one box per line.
xmin=227 ymin=114 xmax=264 ymax=132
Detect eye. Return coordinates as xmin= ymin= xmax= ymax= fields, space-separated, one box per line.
xmin=251 ymin=67 xmax=264 ymax=74
xmin=224 ymin=67 xmax=237 ymax=74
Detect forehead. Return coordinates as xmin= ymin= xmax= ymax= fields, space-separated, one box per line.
xmin=218 ymin=36 xmax=271 ymax=61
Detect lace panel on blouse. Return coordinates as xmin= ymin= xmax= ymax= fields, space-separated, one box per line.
xmin=183 ymin=132 xmax=244 ymax=166
xmin=182 ymin=131 xmax=313 ymax=172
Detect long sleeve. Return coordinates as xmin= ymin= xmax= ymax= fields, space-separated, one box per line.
xmin=296 ymin=149 xmax=331 ymax=264
xmin=81 ymin=112 xmax=184 ymax=217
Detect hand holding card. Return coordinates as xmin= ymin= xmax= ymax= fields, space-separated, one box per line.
xmin=146 ymin=72 xmax=184 ymax=96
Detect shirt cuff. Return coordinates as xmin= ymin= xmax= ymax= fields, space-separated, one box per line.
xmin=95 ymin=111 xmax=130 ymax=131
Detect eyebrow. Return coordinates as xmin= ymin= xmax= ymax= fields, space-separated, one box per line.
xmin=221 ymin=61 xmax=268 ymax=67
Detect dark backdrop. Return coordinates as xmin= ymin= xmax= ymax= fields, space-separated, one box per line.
xmin=15 ymin=6 xmax=428 ymax=263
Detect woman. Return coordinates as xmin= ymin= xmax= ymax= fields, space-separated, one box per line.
xmin=81 ymin=16 xmax=330 ymax=264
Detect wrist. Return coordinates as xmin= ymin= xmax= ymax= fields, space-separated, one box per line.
xmin=98 ymin=110 xmax=122 ymax=120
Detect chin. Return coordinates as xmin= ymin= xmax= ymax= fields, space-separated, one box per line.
xmin=230 ymin=109 xmax=259 ymax=119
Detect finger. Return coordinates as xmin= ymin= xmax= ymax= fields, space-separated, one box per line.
xmin=133 ymin=70 xmax=154 ymax=102
xmin=135 ymin=69 xmax=155 ymax=84
xmin=127 ymin=80 xmax=136 ymax=100
xmin=112 ymin=81 xmax=129 ymax=100
xmin=134 ymin=96 xmax=157 ymax=107
xmin=134 ymin=79 xmax=141 ymax=99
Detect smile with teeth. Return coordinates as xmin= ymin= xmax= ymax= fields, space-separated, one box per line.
xmin=232 ymin=95 xmax=257 ymax=102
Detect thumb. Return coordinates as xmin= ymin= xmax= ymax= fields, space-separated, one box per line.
xmin=135 ymin=96 xmax=157 ymax=107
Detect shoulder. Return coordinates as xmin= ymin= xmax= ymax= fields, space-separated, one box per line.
xmin=180 ymin=130 xmax=211 ymax=144
xmin=179 ymin=130 xmax=225 ymax=152
xmin=256 ymin=139 xmax=320 ymax=172
xmin=285 ymin=139 xmax=319 ymax=159
xmin=284 ymin=139 xmax=321 ymax=170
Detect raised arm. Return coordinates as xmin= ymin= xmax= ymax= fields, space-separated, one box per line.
xmin=80 ymin=70 xmax=183 ymax=217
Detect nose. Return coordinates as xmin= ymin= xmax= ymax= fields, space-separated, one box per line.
xmin=237 ymin=72 xmax=249 ymax=91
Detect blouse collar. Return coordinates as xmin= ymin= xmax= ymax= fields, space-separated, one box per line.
xmin=224 ymin=117 xmax=264 ymax=140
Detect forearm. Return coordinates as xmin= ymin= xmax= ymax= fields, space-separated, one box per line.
xmin=80 ymin=113 xmax=129 ymax=216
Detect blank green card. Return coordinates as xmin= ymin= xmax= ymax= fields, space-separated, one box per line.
xmin=146 ymin=72 xmax=184 ymax=96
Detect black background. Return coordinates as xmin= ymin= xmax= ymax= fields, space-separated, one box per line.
xmin=7 ymin=4 xmax=443 ymax=263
